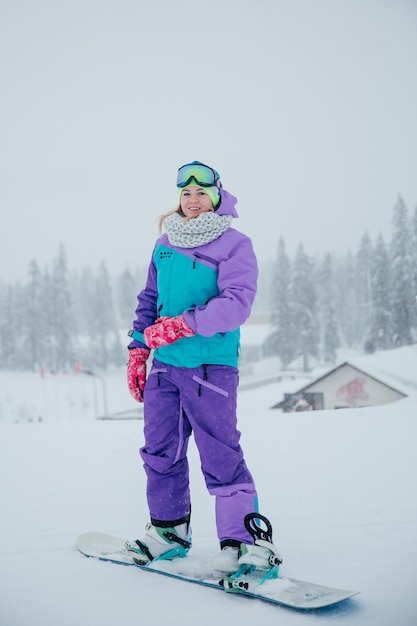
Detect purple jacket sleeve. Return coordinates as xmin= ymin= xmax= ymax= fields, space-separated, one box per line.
xmin=183 ymin=234 xmax=258 ymax=337
xmin=127 ymin=253 xmax=158 ymax=349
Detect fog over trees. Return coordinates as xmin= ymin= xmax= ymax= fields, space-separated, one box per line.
xmin=1 ymin=197 xmax=416 ymax=372
xmin=264 ymin=196 xmax=417 ymax=370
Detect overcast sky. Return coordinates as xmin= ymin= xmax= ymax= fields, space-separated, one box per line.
xmin=1 ymin=0 xmax=416 ymax=283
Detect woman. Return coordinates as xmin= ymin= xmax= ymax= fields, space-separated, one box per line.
xmin=126 ymin=161 xmax=279 ymax=574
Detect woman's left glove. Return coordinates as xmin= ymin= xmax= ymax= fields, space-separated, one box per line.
xmin=144 ymin=314 xmax=195 ymax=349
xmin=127 ymin=347 xmax=150 ymax=402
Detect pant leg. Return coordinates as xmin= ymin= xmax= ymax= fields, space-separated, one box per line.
xmin=141 ymin=361 xmax=192 ymax=522
xmin=179 ymin=364 xmax=258 ymax=545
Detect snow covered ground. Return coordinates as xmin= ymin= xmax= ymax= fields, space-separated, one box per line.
xmin=1 ymin=346 xmax=416 ymax=625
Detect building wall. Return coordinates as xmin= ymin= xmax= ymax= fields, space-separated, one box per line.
xmin=304 ymin=364 xmax=404 ymax=409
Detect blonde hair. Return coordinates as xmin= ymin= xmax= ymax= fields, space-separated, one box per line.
xmin=157 ymin=204 xmax=213 ymax=234
xmin=158 ymin=205 xmax=182 ymax=234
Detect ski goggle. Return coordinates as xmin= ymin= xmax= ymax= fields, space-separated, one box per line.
xmin=176 ymin=161 xmax=220 ymax=188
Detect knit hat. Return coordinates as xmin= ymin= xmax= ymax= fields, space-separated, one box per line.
xmin=177 ymin=183 xmax=221 ymax=209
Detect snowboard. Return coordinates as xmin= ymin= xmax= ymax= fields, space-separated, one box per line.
xmin=76 ymin=531 xmax=359 ymax=611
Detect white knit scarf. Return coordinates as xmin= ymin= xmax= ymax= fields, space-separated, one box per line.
xmin=164 ymin=211 xmax=233 ymax=248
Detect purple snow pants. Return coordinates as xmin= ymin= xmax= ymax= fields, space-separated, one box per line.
xmin=140 ymin=359 xmax=258 ymax=545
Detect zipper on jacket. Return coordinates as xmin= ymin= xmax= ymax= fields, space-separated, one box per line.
xmin=192 ymin=252 xmax=219 ymax=269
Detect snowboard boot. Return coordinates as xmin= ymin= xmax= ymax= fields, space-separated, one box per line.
xmin=238 ymin=540 xmax=282 ymax=570
xmin=126 ymin=514 xmax=191 ymax=565
xmin=212 ymin=545 xmax=240 ymax=575
xmin=213 ymin=513 xmax=282 ymax=575
xmin=213 ymin=541 xmax=282 ymax=575
xmin=238 ymin=512 xmax=282 ymax=571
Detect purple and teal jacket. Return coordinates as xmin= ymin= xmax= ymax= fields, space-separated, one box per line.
xmin=128 ymin=189 xmax=258 ymax=368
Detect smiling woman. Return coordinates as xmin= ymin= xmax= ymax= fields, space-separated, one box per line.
xmin=125 ymin=159 xmax=281 ymax=575
xmin=180 ymin=186 xmax=214 ymax=218
xmin=155 ymin=160 xmax=222 ymax=227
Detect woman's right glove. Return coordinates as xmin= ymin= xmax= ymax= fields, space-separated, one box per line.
xmin=127 ymin=347 xmax=150 ymax=403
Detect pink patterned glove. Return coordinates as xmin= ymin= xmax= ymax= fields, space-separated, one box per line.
xmin=127 ymin=347 xmax=150 ymax=402
xmin=144 ymin=314 xmax=195 ymax=349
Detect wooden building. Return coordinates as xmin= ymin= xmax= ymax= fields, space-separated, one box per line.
xmin=274 ymin=361 xmax=407 ymax=412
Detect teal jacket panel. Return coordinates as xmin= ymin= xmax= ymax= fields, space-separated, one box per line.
xmin=152 ymin=243 xmax=240 ymax=368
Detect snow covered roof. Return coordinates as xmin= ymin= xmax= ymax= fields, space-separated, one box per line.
xmin=272 ymin=345 xmax=417 ymax=410
xmin=297 ymin=361 xmax=407 ymax=397
xmin=292 ymin=346 xmax=416 ymax=397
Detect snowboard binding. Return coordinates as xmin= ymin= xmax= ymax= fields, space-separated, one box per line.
xmin=244 ymin=512 xmax=283 ymax=568
xmin=220 ymin=513 xmax=283 ymax=594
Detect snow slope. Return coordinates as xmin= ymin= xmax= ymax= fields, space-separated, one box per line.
xmin=1 ymin=346 xmax=416 ymax=625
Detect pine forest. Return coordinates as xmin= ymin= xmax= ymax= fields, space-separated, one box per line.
xmin=1 ymin=196 xmax=416 ymax=373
